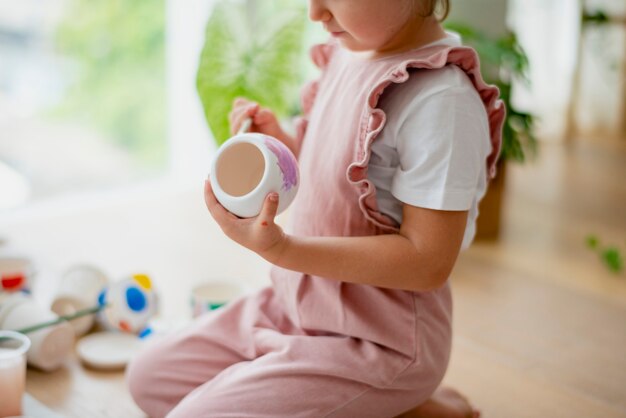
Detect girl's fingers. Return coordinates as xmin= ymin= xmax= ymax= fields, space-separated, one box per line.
xmin=246 ymin=103 xmax=259 ymax=117
xmin=204 ymin=180 xmax=238 ymax=223
xmin=233 ymin=97 xmax=250 ymax=106
xmin=229 ymin=106 xmax=248 ymax=134
xmin=229 ymin=103 xmax=259 ymax=135
xmin=258 ymin=192 xmax=279 ymax=227
xmin=253 ymin=108 xmax=276 ymax=126
xmin=241 ymin=104 xmax=259 ymax=131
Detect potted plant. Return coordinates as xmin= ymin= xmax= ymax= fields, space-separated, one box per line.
xmin=444 ymin=23 xmax=538 ymax=240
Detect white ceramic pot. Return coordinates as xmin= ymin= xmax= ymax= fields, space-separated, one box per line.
xmin=209 ymin=133 xmax=299 ymax=218
xmin=0 ymin=293 xmax=74 ymax=372
xmin=97 ymin=274 xmax=158 ymax=335
xmin=51 ymin=264 xmax=110 ymax=337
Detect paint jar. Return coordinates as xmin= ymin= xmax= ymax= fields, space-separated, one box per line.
xmin=0 ymin=331 xmax=31 ymax=417
xmin=190 ymin=281 xmax=247 ymax=318
xmin=209 ymin=133 xmax=299 ymax=218
xmin=0 ymin=255 xmax=35 ymax=294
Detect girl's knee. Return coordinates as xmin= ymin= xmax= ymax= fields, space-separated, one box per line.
xmin=126 ymin=353 xmax=148 ymax=397
xmin=126 ymin=340 xmax=171 ymax=416
xmin=126 ymin=352 xmax=154 ymax=412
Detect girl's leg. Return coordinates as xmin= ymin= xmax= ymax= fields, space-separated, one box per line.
xmin=126 ymin=287 xmax=280 ymax=418
xmin=164 ymin=334 xmax=446 ymax=418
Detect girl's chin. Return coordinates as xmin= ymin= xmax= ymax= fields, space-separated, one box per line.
xmin=338 ymin=42 xmax=373 ymax=54
xmin=335 ymin=37 xmax=369 ymax=52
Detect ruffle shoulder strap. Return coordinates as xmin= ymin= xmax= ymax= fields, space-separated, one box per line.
xmin=347 ymin=45 xmax=506 ymax=232
xmin=293 ymin=41 xmax=338 ymax=156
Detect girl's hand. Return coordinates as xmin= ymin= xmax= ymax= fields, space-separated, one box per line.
xmin=229 ymin=98 xmax=293 ymax=148
xmin=204 ymin=179 xmax=288 ymax=263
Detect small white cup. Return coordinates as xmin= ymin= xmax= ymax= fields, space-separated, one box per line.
xmin=51 ymin=265 xmax=109 ymax=336
xmin=1 ymin=293 xmax=74 ymax=372
xmin=210 ymin=133 xmax=299 ymax=218
xmin=0 ymin=331 xmax=31 ymax=417
xmin=190 ymin=282 xmax=247 ymax=318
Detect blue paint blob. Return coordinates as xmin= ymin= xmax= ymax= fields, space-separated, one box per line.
xmin=138 ymin=327 xmax=153 ymax=339
xmin=97 ymin=290 xmax=107 ymax=307
xmin=126 ymin=286 xmax=146 ymax=312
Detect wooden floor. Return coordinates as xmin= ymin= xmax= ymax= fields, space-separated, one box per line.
xmin=25 ymin=138 xmax=626 ymax=418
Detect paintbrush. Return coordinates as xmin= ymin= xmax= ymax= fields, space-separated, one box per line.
xmin=0 ymin=303 xmax=108 ymax=341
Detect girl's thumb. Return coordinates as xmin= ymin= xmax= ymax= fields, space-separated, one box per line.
xmin=259 ymin=193 xmax=279 ymax=225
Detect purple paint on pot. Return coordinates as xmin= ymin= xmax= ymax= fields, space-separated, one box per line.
xmin=264 ymin=138 xmax=298 ymax=191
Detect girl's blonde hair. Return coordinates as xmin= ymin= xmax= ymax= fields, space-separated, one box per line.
xmin=422 ymin=0 xmax=450 ymax=21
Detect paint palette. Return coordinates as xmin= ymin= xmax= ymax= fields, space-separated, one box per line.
xmin=76 ymin=331 xmax=145 ymax=370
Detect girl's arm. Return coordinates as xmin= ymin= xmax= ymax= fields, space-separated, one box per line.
xmin=205 ymin=180 xmax=467 ymax=292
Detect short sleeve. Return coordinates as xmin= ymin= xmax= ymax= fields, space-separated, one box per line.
xmin=387 ymin=69 xmax=491 ymax=211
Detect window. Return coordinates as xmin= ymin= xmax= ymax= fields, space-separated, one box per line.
xmin=0 ymin=0 xmax=325 ymax=215
xmin=0 ymin=0 xmax=168 ymax=210
xmin=508 ymin=0 xmax=626 ymax=140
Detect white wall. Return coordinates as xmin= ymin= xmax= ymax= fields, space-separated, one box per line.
xmin=167 ymin=0 xmax=216 ymax=184
xmin=508 ymin=0 xmax=581 ymax=141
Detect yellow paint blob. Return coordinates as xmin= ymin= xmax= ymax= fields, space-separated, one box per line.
xmin=133 ymin=274 xmax=152 ymax=290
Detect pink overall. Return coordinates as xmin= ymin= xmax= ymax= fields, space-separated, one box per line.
xmin=127 ymin=42 xmax=504 ymax=418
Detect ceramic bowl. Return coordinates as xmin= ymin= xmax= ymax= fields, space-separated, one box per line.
xmin=209 ymin=133 xmax=299 ymax=218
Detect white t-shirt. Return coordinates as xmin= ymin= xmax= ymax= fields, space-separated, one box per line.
xmin=368 ymin=34 xmax=491 ymax=249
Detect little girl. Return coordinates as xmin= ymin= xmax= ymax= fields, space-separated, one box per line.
xmin=127 ymin=0 xmax=504 ymax=417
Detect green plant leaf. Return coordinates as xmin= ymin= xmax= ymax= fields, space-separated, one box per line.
xmin=196 ymin=2 xmax=306 ymax=145
xmin=583 ymin=10 xmax=610 ymax=25
xmin=585 ymin=235 xmax=600 ymax=249
xmin=52 ymin=0 xmax=166 ymax=167
xmin=602 ymin=247 xmax=624 ymax=274
xmin=444 ymin=22 xmax=537 ymax=163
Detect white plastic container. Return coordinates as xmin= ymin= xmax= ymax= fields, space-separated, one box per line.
xmin=209 ymin=133 xmax=299 ymax=218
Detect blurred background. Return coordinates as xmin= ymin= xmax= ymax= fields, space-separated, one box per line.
xmin=0 ymin=0 xmax=168 ymax=206
xmin=0 ymin=0 xmax=624 ymax=206
xmin=0 ymin=0 xmax=624 ymax=320
xmin=1 ymin=0 xmax=625 ymax=417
